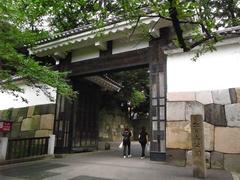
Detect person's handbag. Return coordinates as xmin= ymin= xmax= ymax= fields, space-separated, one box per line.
xmin=146 ymin=142 xmax=150 ymax=152
xmin=119 ymin=142 xmax=123 ymax=149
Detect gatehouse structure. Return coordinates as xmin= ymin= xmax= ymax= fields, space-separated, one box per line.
xmin=30 ymin=17 xmax=171 ymax=160
xmin=0 ymin=17 xmax=240 ymax=170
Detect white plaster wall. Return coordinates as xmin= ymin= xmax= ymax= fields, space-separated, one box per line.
xmin=71 ymin=37 xmax=149 ymax=62
xmin=71 ymin=46 xmax=99 ymax=63
xmin=0 ymin=84 xmax=56 ymax=110
xmin=112 ymin=38 xmax=149 ymax=54
xmin=167 ymin=43 xmax=240 ymax=92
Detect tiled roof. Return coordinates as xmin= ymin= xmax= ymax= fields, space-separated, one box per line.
xmin=30 ymin=16 xmax=165 ymax=56
xmin=35 ymin=17 xmax=122 ymax=46
xmin=217 ymin=26 xmax=240 ymax=37
xmin=85 ymin=75 xmax=122 ymax=92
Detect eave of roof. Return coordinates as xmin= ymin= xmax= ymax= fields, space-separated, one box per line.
xmin=29 ymin=17 xmax=171 ymax=57
xmin=85 ymin=76 xmax=123 ymax=92
xmin=35 ymin=17 xmax=123 ymax=46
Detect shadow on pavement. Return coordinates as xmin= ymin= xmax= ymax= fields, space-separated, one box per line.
xmin=0 ymin=162 xmax=67 ymax=180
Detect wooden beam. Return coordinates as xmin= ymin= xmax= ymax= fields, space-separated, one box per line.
xmin=68 ymin=48 xmax=150 ymax=76
xmin=99 ymin=41 xmax=112 ymax=57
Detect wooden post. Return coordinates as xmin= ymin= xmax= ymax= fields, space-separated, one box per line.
xmin=191 ymin=115 xmax=206 ymax=179
xmin=149 ymin=37 xmax=167 ymax=161
xmin=48 ymin=135 xmax=55 ymax=155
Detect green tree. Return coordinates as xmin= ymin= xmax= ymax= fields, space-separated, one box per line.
xmin=25 ymin=0 xmax=239 ymax=49
xmin=1 ymin=0 xmax=239 ymax=101
xmin=109 ymin=69 xmax=149 ymax=120
xmin=0 ymin=1 xmax=76 ymax=102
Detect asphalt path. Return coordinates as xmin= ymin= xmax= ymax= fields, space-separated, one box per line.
xmin=0 ymin=142 xmax=233 ymax=180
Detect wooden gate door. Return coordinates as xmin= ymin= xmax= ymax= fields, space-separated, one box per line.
xmin=71 ymin=81 xmax=100 ymax=151
xmin=54 ymin=94 xmax=73 ymax=153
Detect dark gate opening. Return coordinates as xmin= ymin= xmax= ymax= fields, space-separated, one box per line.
xmin=54 ymin=79 xmax=101 ymax=153
xmin=95 ymin=68 xmax=152 ymax=158
xmin=71 ymin=80 xmax=100 ymax=152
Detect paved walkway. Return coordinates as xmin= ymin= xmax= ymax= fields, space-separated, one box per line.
xmin=0 ymin=147 xmax=233 ymax=180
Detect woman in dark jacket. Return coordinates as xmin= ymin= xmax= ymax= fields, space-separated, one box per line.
xmin=122 ymin=127 xmax=132 ymax=158
xmin=138 ymin=126 xmax=148 ymax=159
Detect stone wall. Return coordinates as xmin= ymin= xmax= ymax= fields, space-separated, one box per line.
xmin=98 ymin=108 xmax=132 ymax=141
xmin=0 ymin=104 xmax=55 ymax=138
xmin=166 ymin=88 xmax=240 ymax=172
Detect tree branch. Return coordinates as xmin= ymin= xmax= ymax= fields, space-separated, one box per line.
xmin=147 ymin=2 xmax=217 ymax=51
xmin=129 ymin=16 xmax=141 ymax=39
xmin=168 ymin=0 xmax=189 ymax=51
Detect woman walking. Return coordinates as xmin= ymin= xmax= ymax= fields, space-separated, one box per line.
xmin=122 ymin=127 xmax=132 ymax=158
xmin=138 ymin=127 xmax=148 ymax=159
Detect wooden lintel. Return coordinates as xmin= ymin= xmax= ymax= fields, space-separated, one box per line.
xmin=68 ymin=48 xmax=151 ymax=76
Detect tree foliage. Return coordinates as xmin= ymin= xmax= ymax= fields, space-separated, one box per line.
xmin=109 ymin=69 xmax=149 ymax=120
xmin=16 ymin=0 xmax=239 ymax=49
xmin=1 ymin=0 xmax=239 ymax=102
xmin=12 ymin=0 xmax=239 ymax=62
xmin=0 ymin=1 xmax=76 ymax=102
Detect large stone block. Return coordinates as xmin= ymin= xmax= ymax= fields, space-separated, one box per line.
xmin=48 ymin=104 xmax=56 ymax=114
xmin=11 ymin=108 xmax=20 ymax=122
xmin=40 ymin=114 xmax=54 ymax=130
xmin=27 ymin=106 xmax=35 ymax=117
xmin=10 ymin=122 xmax=21 ymax=138
xmin=167 ymin=92 xmax=196 ymax=102
xmin=215 ymin=127 xmax=240 ymax=153
xmin=186 ymin=150 xmax=210 ymax=168
xmin=166 ymin=121 xmax=191 ymax=149
xmin=204 ymin=104 xmax=227 ymax=126
xmin=225 ymin=103 xmax=240 ymax=127
xmin=17 ymin=116 xmax=24 ymax=122
xmin=1 ymin=109 xmax=12 ymax=121
xmin=35 ymin=130 xmax=52 ymax=137
xmin=166 ymin=148 xmax=186 ymax=166
xmin=167 ymin=102 xmax=186 ymax=121
xmin=185 ymin=101 xmax=204 ymax=121
xmin=196 ymin=91 xmax=213 ymax=105
xmin=211 ymin=151 xmax=224 ymax=169
xmin=34 ymin=104 xmax=55 ymax=115
xmin=21 ymin=116 xmax=40 ymax=131
xmin=0 ymin=110 xmax=2 ymax=119
xmin=19 ymin=131 xmax=35 ymax=138
xmin=212 ymin=89 xmax=231 ymax=105
xmin=235 ymin=88 xmax=240 ymax=103
xmin=229 ymin=88 xmax=237 ymax=104
xmin=224 ymin=154 xmax=240 ymax=173
xmin=32 ymin=115 xmax=41 ymax=129
xmin=167 ymin=121 xmax=213 ymax=151
xmin=203 ymin=122 xmax=214 ymax=151
xmin=18 ymin=107 xmax=28 ymax=119
xmin=21 ymin=118 xmax=33 ymax=131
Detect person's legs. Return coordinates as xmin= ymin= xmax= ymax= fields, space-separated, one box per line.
xmin=141 ymin=143 xmax=146 ymax=157
xmin=128 ymin=141 xmax=131 ymax=157
xmin=123 ymin=143 xmax=127 ymax=157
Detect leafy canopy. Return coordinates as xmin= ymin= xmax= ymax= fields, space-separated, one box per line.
xmin=22 ymin=0 xmax=239 ymax=51
xmin=1 ymin=0 xmax=239 ymax=102
xmin=0 ymin=1 xmax=76 ymax=102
